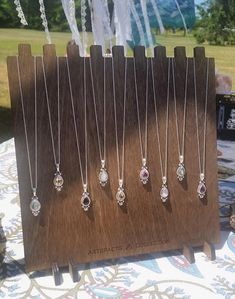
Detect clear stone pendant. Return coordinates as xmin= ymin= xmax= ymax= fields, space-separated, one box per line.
xmin=160 ymin=176 xmax=169 ymax=202
xmin=81 ymin=185 xmax=91 ymax=211
xmin=139 ymin=159 xmax=149 ymax=184
xmin=176 ymin=155 xmax=185 ymax=181
xmin=197 ymin=173 xmax=206 ymax=199
xmin=30 ymin=190 xmax=41 ymax=216
xmin=116 ymin=179 xmax=125 ymax=206
xmin=98 ymin=160 xmax=109 ymax=186
xmin=53 ymin=166 xmax=64 ymax=191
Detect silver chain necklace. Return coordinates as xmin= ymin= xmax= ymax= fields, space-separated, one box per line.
xmin=66 ymin=56 xmax=91 ymax=211
xmin=194 ymin=58 xmax=209 ymax=199
xmin=89 ymin=56 xmax=109 ymax=187
xmin=172 ymin=57 xmax=188 ymax=181
xmin=42 ymin=56 xmax=64 ymax=191
xmin=133 ymin=57 xmax=149 ymax=184
xmin=16 ymin=56 xmax=41 ymax=216
xmin=112 ymin=56 xmax=127 ymax=206
xmin=151 ymin=58 xmax=170 ymax=202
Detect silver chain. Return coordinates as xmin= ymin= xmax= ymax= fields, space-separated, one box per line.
xmin=193 ymin=58 xmax=209 ymax=175
xmin=16 ymin=56 xmax=37 ymax=191
xmin=66 ymin=56 xmax=88 ymax=187
xmin=172 ymin=57 xmax=188 ymax=158
xmin=41 ymin=56 xmax=61 ymax=168
xmin=133 ymin=56 xmax=148 ymax=164
xmin=112 ymin=56 xmax=127 ymax=183
xmin=89 ymin=56 xmax=106 ymax=163
xmin=151 ymin=58 xmax=170 ymax=178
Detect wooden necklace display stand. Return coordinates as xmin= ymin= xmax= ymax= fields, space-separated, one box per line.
xmin=7 ymin=44 xmax=220 ymax=285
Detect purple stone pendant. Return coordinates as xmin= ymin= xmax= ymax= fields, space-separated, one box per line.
xmin=160 ymin=176 xmax=169 ymax=202
xmin=53 ymin=165 xmax=64 ymax=191
xmin=30 ymin=189 xmax=41 ymax=216
xmin=197 ymin=173 xmax=206 ymax=199
xmin=116 ymin=179 xmax=125 ymax=206
xmin=81 ymin=184 xmax=91 ymax=211
xmin=139 ymin=159 xmax=149 ymax=184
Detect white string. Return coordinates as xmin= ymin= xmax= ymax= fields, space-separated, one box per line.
xmin=41 ymin=56 xmax=60 ymax=167
xmin=151 ymin=58 xmax=170 ymax=179
xmin=16 ymin=56 xmax=37 ymax=191
xmin=112 ymin=56 xmax=127 ymax=183
xmin=66 ymin=57 xmax=87 ymax=187
xmin=172 ymin=57 xmax=188 ymax=158
xmin=193 ymin=58 xmax=209 ymax=175
xmin=133 ymin=56 xmax=148 ymax=163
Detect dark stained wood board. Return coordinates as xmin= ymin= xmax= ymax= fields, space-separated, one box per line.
xmin=7 ymin=44 xmax=220 ymax=272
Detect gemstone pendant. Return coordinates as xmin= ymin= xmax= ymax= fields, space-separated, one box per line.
xmin=99 ymin=167 xmax=109 ymax=187
xmin=139 ymin=166 xmax=149 ymax=184
xmin=197 ymin=180 xmax=206 ymax=199
xmin=176 ymin=163 xmax=185 ymax=181
xmin=30 ymin=194 xmax=41 ymax=216
xmin=81 ymin=191 xmax=91 ymax=211
xmin=53 ymin=170 xmax=64 ymax=191
xmin=160 ymin=177 xmax=169 ymax=202
xmin=116 ymin=186 xmax=125 ymax=206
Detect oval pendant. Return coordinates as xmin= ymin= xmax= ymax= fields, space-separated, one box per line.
xmin=81 ymin=191 xmax=91 ymax=211
xmin=160 ymin=185 xmax=169 ymax=202
xmin=139 ymin=166 xmax=149 ymax=184
xmin=116 ymin=188 xmax=125 ymax=206
xmin=99 ymin=167 xmax=109 ymax=186
xmin=176 ymin=163 xmax=185 ymax=181
xmin=53 ymin=171 xmax=64 ymax=191
xmin=30 ymin=195 xmax=41 ymax=216
xmin=197 ymin=180 xmax=206 ymax=198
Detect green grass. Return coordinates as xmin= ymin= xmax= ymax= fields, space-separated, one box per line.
xmin=0 ymin=28 xmax=235 ymax=109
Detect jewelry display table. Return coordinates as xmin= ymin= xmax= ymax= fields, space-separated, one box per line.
xmin=7 ymin=44 xmax=220 ymax=275
xmin=0 ymin=138 xmax=234 ymax=298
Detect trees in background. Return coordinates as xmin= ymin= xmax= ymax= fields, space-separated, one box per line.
xmin=194 ymin=0 xmax=235 ymax=45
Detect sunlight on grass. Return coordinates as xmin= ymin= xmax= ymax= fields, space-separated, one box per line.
xmin=0 ymin=29 xmax=234 ymax=108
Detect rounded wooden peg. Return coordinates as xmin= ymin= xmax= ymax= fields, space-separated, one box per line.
xmin=43 ymin=44 xmax=56 ymax=57
xmin=194 ymin=47 xmax=205 ymax=60
xmin=18 ymin=44 xmax=32 ymax=57
xmin=90 ymin=45 xmax=103 ymax=58
xmin=67 ymin=43 xmax=80 ymax=58
xmin=154 ymin=46 xmax=166 ymax=59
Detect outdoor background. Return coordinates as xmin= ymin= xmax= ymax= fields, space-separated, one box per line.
xmin=0 ymin=0 xmax=234 ymax=141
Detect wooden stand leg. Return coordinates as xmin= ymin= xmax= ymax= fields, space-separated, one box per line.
xmin=183 ymin=245 xmax=195 ymax=264
xmin=203 ymin=241 xmax=216 ymax=261
xmin=52 ymin=263 xmax=63 ymax=286
xmin=69 ymin=259 xmax=80 ymax=283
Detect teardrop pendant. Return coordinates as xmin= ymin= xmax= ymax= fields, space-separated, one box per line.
xmin=53 ymin=170 xmax=64 ymax=191
xmin=160 ymin=177 xmax=169 ymax=202
xmin=30 ymin=194 xmax=41 ymax=216
xmin=139 ymin=166 xmax=149 ymax=184
xmin=99 ymin=167 xmax=109 ymax=187
xmin=176 ymin=162 xmax=185 ymax=181
xmin=116 ymin=186 xmax=125 ymax=206
xmin=81 ymin=190 xmax=91 ymax=211
xmin=197 ymin=180 xmax=206 ymax=199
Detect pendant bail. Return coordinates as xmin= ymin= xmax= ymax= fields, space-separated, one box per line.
xmin=200 ymin=173 xmax=205 ymax=181
xmin=32 ymin=188 xmax=36 ymax=197
xmin=101 ymin=159 xmax=105 ymax=168
xmin=162 ymin=176 xmax=167 ymax=185
xmin=142 ymin=158 xmax=147 ymax=166
xmin=119 ymin=179 xmax=123 ymax=188
xmin=83 ymin=183 xmax=87 ymax=192
xmin=179 ymin=155 xmax=184 ymax=163
xmin=56 ymin=163 xmax=60 ymax=172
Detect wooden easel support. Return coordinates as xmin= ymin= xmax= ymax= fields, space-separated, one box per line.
xmin=203 ymin=241 xmax=216 ymax=260
xmin=52 ymin=263 xmax=63 ymax=286
xmin=68 ymin=259 xmax=80 ymax=283
xmin=183 ymin=245 xmax=195 ymax=264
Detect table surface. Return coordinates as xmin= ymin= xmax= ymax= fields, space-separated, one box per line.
xmin=0 ymin=138 xmax=234 ymax=299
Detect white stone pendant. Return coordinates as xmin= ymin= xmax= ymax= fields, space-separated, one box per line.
xmin=81 ymin=191 xmax=91 ymax=211
xmin=99 ymin=167 xmax=109 ymax=187
xmin=160 ymin=177 xmax=169 ymax=202
xmin=176 ymin=163 xmax=185 ymax=181
xmin=139 ymin=166 xmax=149 ymax=184
xmin=53 ymin=170 xmax=64 ymax=191
xmin=116 ymin=186 xmax=126 ymax=206
xmin=30 ymin=194 xmax=41 ymax=216
xmin=197 ymin=173 xmax=206 ymax=199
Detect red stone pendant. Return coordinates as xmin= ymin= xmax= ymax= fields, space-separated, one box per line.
xmin=139 ymin=166 xmax=149 ymax=184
